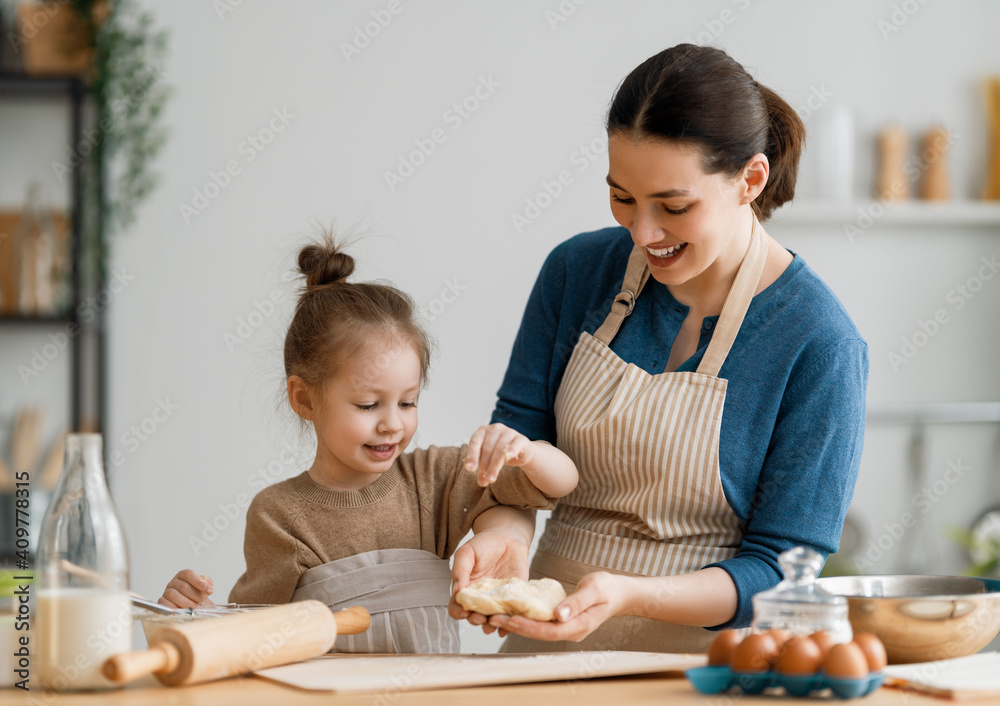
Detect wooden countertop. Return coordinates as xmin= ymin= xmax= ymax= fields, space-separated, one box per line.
xmin=1 ymin=672 xmax=995 ymax=705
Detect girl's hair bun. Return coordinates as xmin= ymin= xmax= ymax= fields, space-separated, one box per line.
xmin=297 ymin=235 xmax=355 ymax=288
xmin=285 ymin=228 xmax=433 ymax=394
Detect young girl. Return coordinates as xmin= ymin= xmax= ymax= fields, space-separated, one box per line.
xmin=159 ymin=235 xmax=577 ymax=653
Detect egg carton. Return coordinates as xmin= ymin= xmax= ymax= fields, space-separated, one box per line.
xmin=686 ymin=665 xmax=884 ymax=699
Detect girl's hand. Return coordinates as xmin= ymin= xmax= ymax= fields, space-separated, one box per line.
xmin=449 ymin=526 xmax=531 ymax=636
xmin=464 ymin=423 xmax=535 ymax=487
xmin=487 ymin=571 xmax=627 ymax=642
xmin=158 ymin=569 xmax=216 ymax=609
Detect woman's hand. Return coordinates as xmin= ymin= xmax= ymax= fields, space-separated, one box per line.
xmin=449 ymin=526 xmax=531 ymax=636
xmin=158 ymin=569 xmax=216 ymax=609
xmin=488 ymin=571 xmax=628 ymax=642
xmin=464 ymin=423 xmax=536 ymax=487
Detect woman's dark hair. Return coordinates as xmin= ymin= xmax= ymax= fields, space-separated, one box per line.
xmin=607 ymin=44 xmax=804 ymax=221
xmin=284 ymin=230 xmax=432 ymax=391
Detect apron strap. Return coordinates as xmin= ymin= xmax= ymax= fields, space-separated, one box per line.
xmin=592 ymin=213 xmax=769 ymax=375
xmin=695 ymin=213 xmax=768 ymax=377
xmin=593 ymin=245 xmax=650 ymax=346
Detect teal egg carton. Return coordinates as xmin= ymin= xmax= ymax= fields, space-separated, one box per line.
xmin=686 ymin=665 xmax=884 ymax=699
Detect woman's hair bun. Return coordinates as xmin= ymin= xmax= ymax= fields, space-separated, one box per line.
xmin=297 ymin=234 xmax=355 ymax=288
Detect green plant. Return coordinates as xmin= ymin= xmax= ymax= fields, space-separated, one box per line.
xmin=70 ymin=0 xmax=169 ymax=287
xmin=946 ymin=523 xmax=1000 ymax=577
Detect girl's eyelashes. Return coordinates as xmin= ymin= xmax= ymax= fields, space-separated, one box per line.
xmin=662 ymin=203 xmax=690 ymax=215
xmin=354 ymin=401 xmax=418 ymax=411
xmin=611 ymin=193 xmax=634 ymax=205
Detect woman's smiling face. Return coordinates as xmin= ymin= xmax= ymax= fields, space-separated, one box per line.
xmin=607 ymin=134 xmax=756 ymax=291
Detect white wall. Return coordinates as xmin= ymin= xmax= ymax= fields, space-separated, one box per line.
xmin=6 ymin=0 xmax=1000 ymax=654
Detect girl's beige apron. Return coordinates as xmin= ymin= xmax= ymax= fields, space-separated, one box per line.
xmin=503 ymin=215 xmax=768 ymax=654
xmin=292 ymin=548 xmax=459 ymax=653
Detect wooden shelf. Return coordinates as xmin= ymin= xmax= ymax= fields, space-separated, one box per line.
xmin=0 ymin=314 xmax=74 ymax=325
xmin=770 ymin=200 xmax=1000 ymax=228
xmin=1 ymin=71 xmax=104 ymax=436
xmin=868 ymin=402 xmax=1000 ymax=425
xmin=0 ymin=72 xmax=86 ymax=96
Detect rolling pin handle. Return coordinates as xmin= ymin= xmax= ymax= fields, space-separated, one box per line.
xmin=332 ymin=606 xmax=371 ymax=635
xmin=102 ymin=642 xmax=181 ymax=684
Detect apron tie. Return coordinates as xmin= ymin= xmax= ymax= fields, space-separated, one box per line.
xmin=292 ymin=548 xmax=459 ymax=654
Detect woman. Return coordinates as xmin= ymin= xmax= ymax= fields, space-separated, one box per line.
xmin=450 ymin=43 xmax=868 ymax=652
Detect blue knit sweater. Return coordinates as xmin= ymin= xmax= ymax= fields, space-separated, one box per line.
xmin=491 ymin=226 xmax=869 ymax=629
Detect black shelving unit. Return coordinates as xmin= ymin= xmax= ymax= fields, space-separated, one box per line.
xmin=0 ymin=72 xmax=106 ymax=436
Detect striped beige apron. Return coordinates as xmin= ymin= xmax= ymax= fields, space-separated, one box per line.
xmin=292 ymin=548 xmax=460 ymax=653
xmin=503 ymin=214 xmax=768 ymax=654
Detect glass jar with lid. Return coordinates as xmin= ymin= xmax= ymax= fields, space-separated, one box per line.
xmin=751 ymin=546 xmax=852 ymax=643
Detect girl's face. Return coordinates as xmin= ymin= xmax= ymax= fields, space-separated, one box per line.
xmin=305 ymin=339 xmax=421 ymax=490
xmin=607 ymin=134 xmax=755 ymax=292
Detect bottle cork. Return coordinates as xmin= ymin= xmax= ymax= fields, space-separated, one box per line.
xmin=919 ymin=125 xmax=951 ymax=200
xmin=874 ymin=125 xmax=909 ymax=201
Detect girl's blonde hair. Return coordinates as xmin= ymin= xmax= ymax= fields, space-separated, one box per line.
xmin=284 ymin=231 xmax=432 ymax=391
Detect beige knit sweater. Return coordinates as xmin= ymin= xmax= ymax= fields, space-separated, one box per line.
xmin=229 ymin=444 xmax=556 ymax=604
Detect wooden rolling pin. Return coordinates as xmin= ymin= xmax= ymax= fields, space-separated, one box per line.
xmin=102 ymin=600 xmax=370 ymax=686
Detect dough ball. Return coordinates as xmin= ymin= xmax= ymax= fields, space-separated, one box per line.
xmin=455 ymin=577 xmax=567 ymax=621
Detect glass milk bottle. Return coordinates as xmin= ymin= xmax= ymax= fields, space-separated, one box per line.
xmin=34 ymin=433 xmax=131 ymax=691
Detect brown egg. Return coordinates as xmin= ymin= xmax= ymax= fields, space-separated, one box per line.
xmin=808 ymin=630 xmax=835 ymax=659
xmin=767 ymin=628 xmax=793 ymax=651
xmin=707 ymin=629 xmax=743 ymax=666
xmin=823 ymin=642 xmax=871 ymax=679
xmin=730 ymin=633 xmax=779 ymax=673
xmin=852 ymin=632 xmax=888 ymax=671
xmin=775 ymin=635 xmax=824 ymax=675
